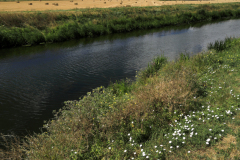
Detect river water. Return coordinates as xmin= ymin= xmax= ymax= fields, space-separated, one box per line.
xmin=0 ymin=19 xmax=240 ymax=138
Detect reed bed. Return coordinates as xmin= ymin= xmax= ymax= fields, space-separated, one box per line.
xmin=1 ymin=3 xmax=240 ymax=48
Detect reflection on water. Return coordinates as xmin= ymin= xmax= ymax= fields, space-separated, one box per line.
xmin=0 ymin=19 xmax=240 ymax=138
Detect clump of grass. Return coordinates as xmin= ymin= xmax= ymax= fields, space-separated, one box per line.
xmin=208 ymin=37 xmax=236 ymax=52
xmin=108 ymin=78 xmax=134 ymax=96
xmin=138 ymin=55 xmax=167 ymax=82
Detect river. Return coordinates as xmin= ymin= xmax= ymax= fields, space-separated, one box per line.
xmin=0 ymin=19 xmax=240 ymax=138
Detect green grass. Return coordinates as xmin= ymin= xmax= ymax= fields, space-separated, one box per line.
xmin=1 ymin=3 xmax=240 ymax=48
xmin=2 ymin=35 xmax=240 ymax=159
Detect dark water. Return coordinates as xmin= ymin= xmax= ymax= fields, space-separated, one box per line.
xmin=1 ymin=19 xmax=240 ymax=138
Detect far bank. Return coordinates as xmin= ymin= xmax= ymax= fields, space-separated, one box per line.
xmin=1 ymin=3 xmax=240 ymax=49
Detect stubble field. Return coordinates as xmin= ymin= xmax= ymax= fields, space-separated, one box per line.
xmin=0 ymin=0 xmax=240 ymax=12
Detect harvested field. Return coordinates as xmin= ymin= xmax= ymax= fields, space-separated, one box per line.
xmin=0 ymin=0 xmax=240 ymax=12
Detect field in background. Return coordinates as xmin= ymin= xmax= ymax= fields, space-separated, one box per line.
xmin=0 ymin=0 xmax=240 ymax=12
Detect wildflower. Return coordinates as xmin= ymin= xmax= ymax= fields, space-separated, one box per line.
xmin=142 ymin=152 xmax=146 ymax=156
xmin=214 ymin=137 xmax=217 ymax=139
xmin=146 ymin=156 xmax=149 ymax=158
xmin=75 ymin=152 xmax=77 ymax=154
xmin=209 ymin=129 xmax=212 ymax=131
xmin=206 ymin=142 xmax=209 ymax=145
xmin=160 ymin=145 xmax=163 ymax=147
xmin=221 ymin=130 xmax=224 ymax=132
xmin=206 ymin=138 xmax=210 ymax=142
xmin=183 ymin=137 xmax=186 ymax=140
xmin=169 ymin=141 xmax=172 ymax=143
xmin=128 ymin=133 xmax=130 ymax=136
xmin=170 ymin=146 xmax=173 ymax=149
xmin=155 ymin=146 xmax=157 ymax=148
xmin=109 ymin=147 xmax=111 ymax=149
xmin=182 ymin=141 xmax=185 ymax=144
xmin=169 ymin=151 xmax=171 ymax=153
xmin=134 ymin=152 xmax=136 ymax=154
xmin=140 ymin=144 xmax=142 ymax=147
xmin=176 ymin=146 xmax=179 ymax=148
xmin=188 ymin=151 xmax=190 ymax=153
xmin=124 ymin=150 xmax=127 ymax=152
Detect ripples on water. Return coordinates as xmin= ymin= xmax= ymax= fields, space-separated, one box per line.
xmin=0 ymin=19 xmax=240 ymax=137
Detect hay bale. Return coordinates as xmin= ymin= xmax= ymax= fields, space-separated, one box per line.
xmin=28 ymin=3 xmax=32 ymax=5
xmin=45 ymin=2 xmax=49 ymax=5
xmin=126 ymin=4 xmax=131 ymax=7
xmin=74 ymin=3 xmax=78 ymax=5
xmin=52 ymin=3 xmax=55 ymax=5
xmin=16 ymin=0 xmax=20 ymax=3
xmin=55 ymin=3 xmax=58 ymax=5
xmin=104 ymin=2 xmax=106 ymax=3
xmin=70 ymin=0 xmax=73 ymax=2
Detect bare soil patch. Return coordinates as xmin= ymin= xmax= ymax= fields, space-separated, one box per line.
xmin=0 ymin=0 xmax=240 ymax=12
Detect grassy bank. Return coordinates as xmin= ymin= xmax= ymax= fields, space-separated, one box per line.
xmin=2 ymin=35 xmax=240 ymax=159
xmin=1 ymin=3 xmax=240 ymax=48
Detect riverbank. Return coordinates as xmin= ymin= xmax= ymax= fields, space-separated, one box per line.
xmin=1 ymin=36 xmax=240 ymax=159
xmin=1 ymin=3 xmax=240 ymax=49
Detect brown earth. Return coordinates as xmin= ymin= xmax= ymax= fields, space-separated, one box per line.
xmin=0 ymin=0 xmax=240 ymax=12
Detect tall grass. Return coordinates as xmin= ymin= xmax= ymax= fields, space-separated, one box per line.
xmin=1 ymin=3 xmax=240 ymax=48
xmin=208 ymin=37 xmax=235 ymax=52
xmin=2 ymin=36 xmax=240 ymax=159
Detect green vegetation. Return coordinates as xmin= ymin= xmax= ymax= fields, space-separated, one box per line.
xmin=1 ymin=3 xmax=240 ymax=48
xmin=2 ymin=35 xmax=240 ymax=159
